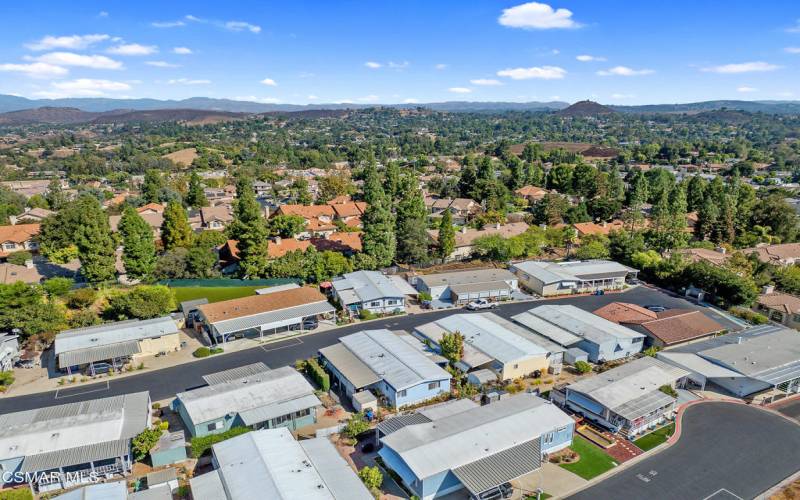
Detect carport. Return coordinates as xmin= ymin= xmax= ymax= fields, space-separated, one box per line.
xmin=452 ymin=439 xmax=542 ymax=500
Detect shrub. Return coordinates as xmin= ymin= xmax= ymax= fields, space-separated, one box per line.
xmin=67 ymin=287 xmax=97 ymax=309
xmin=343 ymin=413 xmax=370 ymax=439
xmin=69 ymin=308 xmax=100 ymax=328
xmin=159 ymin=421 xmax=169 ymax=431
xmin=728 ymin=306 xmax=768 ymax=325
xmin=659 ymin=384 xmax=678 ymax=398
xmin=358 ymin=465 xmax=383 ymax=489
xmin=418 ymin=291 xmax=432 ymax=301
xmin=0 ymin=372 xmax=15 ymax=388
xmin=193 ymin=347 xmax=211 ymax=358
xmin=305 ymin=357 xmax=330 ymax=391
xmin=132 ymin=428 xmax=162 ymax=460
xmin=6 ymin=251 xmax=32 ymax=266
xmin=359 ymin=309 xmax=377 ymax=320
xmin=190 ymin=427 xmax=251 ymax=458
xmin=105 ymin=285 xmax=176 ymax=320
xmin=0 ymin=488 xmax=33 ymax=500
xmin=574 ymin=360 xmax=593 ymax=374
xmin=42 ymin=277 xmax=74 ymax=297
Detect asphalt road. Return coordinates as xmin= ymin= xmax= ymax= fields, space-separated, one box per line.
xmin=0 ymin=286 xmax=741 ymax=414
xmin=776 ymin=399 xmax=800 ymax=421
xmin=568 ymin=402 xmax=800 ymax=500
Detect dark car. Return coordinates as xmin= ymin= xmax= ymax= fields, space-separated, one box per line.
xmin=644 ymin=305 xmax=667 ymax=313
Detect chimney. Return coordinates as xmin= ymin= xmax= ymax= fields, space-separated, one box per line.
xmin=763 ymin=284 xmax=775 ymax=295
xmin=461 ymin=226 xmax=468 ymax=234
xmin=24 ymin=259 xmax=33 ymax=269
xmin=494 ymin=222 xmax=501 ymax=230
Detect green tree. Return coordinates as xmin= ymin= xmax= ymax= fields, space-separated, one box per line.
xmin=267 ymin=214 xmax=306 ymax=238
xmin=185 ymin=171 xmax=208 ymax=208
xmin=361 ymin=166 xmax=396 ymax=267
xmin=438 ymin=209 xmax=456 ymax=261
xmin=395 ymin=176 xmax=429 ymax=264
xmin=6 ymin=251 xmax=32 ymax=266
xmin=228 ymin=177 xmax=270 ymax=277
xmin=574 ymin=234 xmax=610 ymax=260
xmin=161 ymin=201 xmax=194 ymax=251
xmin=546 ymin=164 xmax=573 ymax=193
xmin=572 ymin=163 xmax=598 ymax=198
xmin=74 ymin=196 xmax=116 ymax=283
xmin=45 ymin=179 xmax=67 ymax=210
xmin=0 ymin=282 xmax=66 ymax=339
xmin=132 ymin=428 xmax=162 ymax=461
xmin=142 ymin=169 xmax=164 ymax=203
xmin=119 ymin=206 xmax=156 ymax=279
xmin=695 ymin=196 xmax=719 ymax=241
xmin=439 ymin=331 xmax=464 ymax=364
xmin=359 ymin=466 xmax=383 ymax=490
xmin=42 ymin=277 xmax=74 ymax=297
xmin=105 ymin=285 xmax=176 ymax=320
xmin=686 ymin=175 xmax=706 ymax=212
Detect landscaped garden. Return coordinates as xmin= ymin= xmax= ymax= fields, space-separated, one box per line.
xmin=559 ymin=435 xmax=618 ymax=480
xmin=633 ymin=422 xmax=675 ymax=452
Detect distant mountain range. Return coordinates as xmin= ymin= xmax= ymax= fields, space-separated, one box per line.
xmin=1 ymin=94 xmax=800 ymax=125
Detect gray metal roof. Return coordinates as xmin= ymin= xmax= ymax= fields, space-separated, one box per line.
xmin=146 ymin=467 xmax=178 ymax=486
xmin=612 ymin=389 xmax=677 ymax=421
xmin=332 ymin=270 xmax=406 ymax=303
xmin=418 ymin=268 xmax=517 ymax=287
xmin=180 ymin=298 xmax=208 ymax=319
xmin=337 ymin=329 xmax=451 ymax=391
xmin=319 ymin=342 xmax=381 ymax=389
xmin=511 ymin=310 xmax=583 ymax=346
xmin=211 ymin=427 xmax=372 ymax=500
xmin=449 ymin=280 xmax=512 ymax=295
xmin=202 ymin=362 xmax=271 ymax=385
xmin=0 ymin=391 xmax=150 ymax=465
xmin=190 ymin=469 xmax=227 ymax=500
xmin=567 ymin=357 xmax=688 ymax=416
xmin=20 ymin=438 xmax=130 ymax=473
xmin=212 ymin=300 xmax=334 ymax=336
xmin=377 ymin=398 xmax=479 ymax=436
xmin=177 ymin=366 xmax=319 ymax=425
xmin=58 ymin=340 xmax=141 ymax=367
xmin=512 ymin=259 xmax=635 ymax=285
xmin=452 ymin=438 xmax=542 ymax=496
xmin=377 ymin=413 xmax=432 ymax=435
xmin=239 ymin=394 xmax=321 ymax=426
xmin=54 ymin=317 xmax=179 ymax=358
xmin=255 ymin=283 xmax=301 ymax=295
xmin=129 ymin=488 xmax=173 ymax=500
xmin=380 ymin=394 xmax=572 ymax=480
xmin=53 ymin=481 xmax=128 ymax=500
xmin=519 ymin=304 xmax=645 ymax=345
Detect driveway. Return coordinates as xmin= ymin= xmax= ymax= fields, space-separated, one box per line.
xmin=0 ymin=286 xmax=739 ymax=414
xmin=568 ymin=402 xmax=800 ymax=500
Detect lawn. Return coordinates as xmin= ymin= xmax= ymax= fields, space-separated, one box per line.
xmin=633 ymin=423 xmax=675 ymax=452
xmin=559 ymin=436 xmax=617 ymax=480
xmin=171 ymin=286 xmax=264 ymax=304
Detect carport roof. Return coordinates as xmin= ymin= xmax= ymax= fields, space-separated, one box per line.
xmin=657 ymin=352 xmax=743 ymax=379
xmin=452 ymin=438 xmax=542 ymax=496
xmin=210 ymin=300 xmax=335 ymax=336
xmin=319 ymin=342 xmax=381 ymax=389
xmin=58 ymin=340 xmax=141 ymax=367
xmin=449 ymin=280 xmax=512 ymax=295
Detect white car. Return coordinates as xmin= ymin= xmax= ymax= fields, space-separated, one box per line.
xmin=465 ymin=298 xmax=499 ymax=310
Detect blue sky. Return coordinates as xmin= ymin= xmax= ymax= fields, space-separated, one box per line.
xmin=1 ymin=1 xmax=799 ymax=104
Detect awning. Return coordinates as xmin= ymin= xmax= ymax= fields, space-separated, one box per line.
xmin=20 ymin=439 xmax=130 ymax=473
xmin=452 ymin=439 xmax=542 ymax=496
xmin=239 ymin=393 xmax=322 ymax=426
xmin=612 ymin=390 xmax=676 ymax=421
xmin=58 ymin=341 xmax=141 ymax=367
xmin=213 ymin=301 xmax=335 ymax=336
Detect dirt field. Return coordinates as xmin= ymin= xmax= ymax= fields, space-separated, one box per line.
xmin=163 ymin=147 xmax=198 ymax=166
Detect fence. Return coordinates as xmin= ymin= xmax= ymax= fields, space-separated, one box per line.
xmin=158 ymin=278 xmax=299 ymax=288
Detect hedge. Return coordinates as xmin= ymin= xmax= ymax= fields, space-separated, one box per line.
xmin=190 ymin=427 xmax=251 ymax=458
xmin=306 ymin=358 xmax=330 ymax=392
xmin=728 ymin=306 xmax=768 ymax=325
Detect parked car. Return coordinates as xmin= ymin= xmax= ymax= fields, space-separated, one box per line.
xmin=466 ymin=298 xmax=499 ymax=311
xmin=302 ymin=319 xmax=319 ymax=330
xmin=644 ymin=305 xmax=667 ymax=312
xmin=85 ymin=362 xmax=114 ymax=375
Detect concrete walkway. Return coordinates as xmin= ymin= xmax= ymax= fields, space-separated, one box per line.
xmin=512 ymin=463 xmax=587 ymax=499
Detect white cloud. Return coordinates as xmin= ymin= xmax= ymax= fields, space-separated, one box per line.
xmin=167 ymin=78 xmax=211 ymax=85
xmin=98 ymin=11 xmax=109 ymax=18
xmin=364 ymin=61 xmax=382 ymax=69
xmin=448 ymin=87 xmax=472 ymax=94
xmin=357 ymin=95 xmax=380 ymax=102
xmin=786 ymin=19 xmax=800 ymax=33
xmin=33 ymin=52 xmax=122 ymax=69
xmin=388 ymin=61 xmax=409 ymax=69
xmin=611 ymin=93 xmax=635 ymax=99
xmin=260 ymin=78 xmax=277 ymax=86
xmin=307 ymin=95 xmax=319 ymax=100
xmin=42 ymin=78 xmax=132 ymax=96
xmin=470 ymin=78 xmax=503 ymax=86
xmin=597 ymin=66 xmax=654 ymax=76
xmin=152 ymin=20 xmax=186 ymax=28
xmin=224 ymin=21 xmax=261 ymax=33
xmin=233 ymin=96 xmax=280 ymax=103
xmin=0 ymin=62 xmax=68 ymax=78
xmin=496 ymin=65 xmax=566 ymax=80
xmin=146 ymin=61 xmax=180 ymax=68
xmin=701 ymin=61 xmax=780 ymax=74
xmin=435 ymin=63 xmax=448 ymax=70
xmin=403 ymin=98 xmax=419 ymax=104
xmin=576 ymin=54 xmax=606 ymax=62
xmin=498 ymin=2 xmax=580 ymax=30
xmin=784 ymin=47 xmax=800 ymax=54
xmin=107 ymin=43 xmax=158 ymax=56
xmin=737 ymin=86 xmax=757 ymax=93
xmin=26 ymin=34 xmax=109 ymax=51
xmin=173 ymin=47 xmax=192 ymax=55
xmin=185 ymin=15 xmax=204 ymax=23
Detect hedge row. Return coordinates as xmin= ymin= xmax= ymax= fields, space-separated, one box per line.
xmin=306 ymin=358 xmax=330 ymax=392
xmin=190 ymin=427 xmax=251 ymax=458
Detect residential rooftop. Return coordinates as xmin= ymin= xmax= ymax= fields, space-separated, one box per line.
xmin=511 ymin=259 xmax=636 ymax=285
xmin=332 ymin=270 xmax=406 ymax=304
xmin=416 ymin=268 xmax=517 ymax=288
xmin=514 ymin=304 xmax=644 ymax=346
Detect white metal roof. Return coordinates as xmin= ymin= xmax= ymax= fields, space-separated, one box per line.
xmin=388 ymin=275 xmax=419 ymax=295
xmin=255 ymin=283 xmax=301 ymax=295
xmin=657 ymin=352 xmax=743 ymax=379
xmin=567 ymin=357 xmax=688 ymax=412
xmin=0 ymin=391 xmax=150 ymax=463
xmin=421 ymin=314 xmax=548 ymax=365
xmin=211 ymin=300 xmax=334 ymax=336
xmin=211 ymin=428 xmax=372 ymax=500
xmin=521 ymin=304 xmax=644 ymax=345
xmin=512 ymin=260 xmax=635 ymax=284
xmin=54 ymin=317 xmax=179 ymax=357
xmin=53 ymin=480 xmax=128 ymax=500
xmin=177 ymin=366 xmax=319 ymax=425
xmin=417 ymin=268 xmax=517 ymax=287
xmin=332 ymin=270 xmax=406 ymax=303
xmin=511 ymin=310 xmax=583 ymax=346
xmin=338 ymin=329 xmax=451 ymax=391
xmin=380 ymin=394 xmax=572 ymax=480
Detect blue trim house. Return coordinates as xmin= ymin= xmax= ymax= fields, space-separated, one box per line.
xmin=174 ymin=363 xmax=321 ymax=437
xmin=331 ymin=271 xmax=409 ymax=317
xmin=378 ymin=394 xmax=574 ymax=500
xmin=319 ymin=329 xmax=451 ymax=409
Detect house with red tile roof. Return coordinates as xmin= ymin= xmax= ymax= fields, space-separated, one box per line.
xmin=0 ymin=224 xmax=40 ymax=258
xmin=756 ymin=289 xmax=800 ymax=329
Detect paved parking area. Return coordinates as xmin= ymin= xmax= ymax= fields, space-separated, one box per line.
xmin=569 ymin=402 xmax=800 ymax=500
xmin=774 ymin=398 xmax=800 ymax=422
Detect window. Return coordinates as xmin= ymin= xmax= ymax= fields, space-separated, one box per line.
xmin=2 ymin=244 xmax=14 ymax=250
xmin=271 ymin=414 xmax=291 ymax=427
xmin=369 ymin=301 xmax=381 ymax=307
xmin=207 ymin=421 xmax=222 ymax=432
xmin=397 ymin=389 xmax=407 ymax=398
xmin=513 ymin=364 xmax=519 ymax=369
xmin=295 ymin=408 xmax=310 ymax=418
xmin=543 ymin=432 xmax=554 ymax=444
xmin=428 ymin=381 xmax=440 ymax=390
xmin=557 ymin=426 xmax=567 ymax=433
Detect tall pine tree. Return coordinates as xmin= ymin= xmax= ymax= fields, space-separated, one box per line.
xmin=395 ymin=176 xmax=429 ymax=264
xmin=161 ymin=201 xmax=194 ymax=250
xmin=438 ymin=209 xmax=456 ymax=261
xmin=74 ymin=195 xmax=116 ymax=283
xmin=361 ymin=166 xmax=396 ymax=267
xmin=119 ymin=206 xmax=156 ymax=279
xmin=185 ymin=171 xmax=208 ymax=209
xmin=228 ymin=177 xmax=270 ymax=277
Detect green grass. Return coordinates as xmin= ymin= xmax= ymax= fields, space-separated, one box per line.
xmin=633 ymin=423 xmax=675 ymax=451
xmin=171 ymin=286 xmax=264 ymax=304
xmin=560 ymin=435 xmax=617 ymax=480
